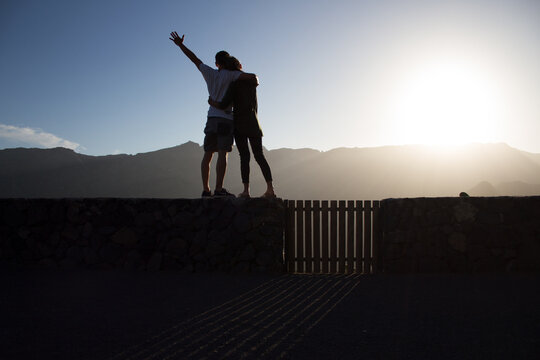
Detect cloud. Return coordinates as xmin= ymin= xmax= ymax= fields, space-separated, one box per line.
xmin=0 ymin=124 xmax=81 ymax=151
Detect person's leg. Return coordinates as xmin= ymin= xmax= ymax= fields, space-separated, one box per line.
xmin=249 ymin=137 xmax=275 ymax=197
xmin=201 ymin=125 xmax=218 ymax=195
xmin=201 ymin=151 xmax=214 ymax=193
xmin=214 ymin=119 xmax=234 ymax=194
xmin=235 ymin=135 xmax=251 ymax=197
xmin=215 ymin=150 xmax=228 ymax=192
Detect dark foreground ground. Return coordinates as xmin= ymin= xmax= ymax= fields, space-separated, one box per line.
xmin=1 ymin=268 xmax=539 ymax=360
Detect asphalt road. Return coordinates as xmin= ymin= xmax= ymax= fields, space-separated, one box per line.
xmin=1 ymin=268 xmax=539 ymax=359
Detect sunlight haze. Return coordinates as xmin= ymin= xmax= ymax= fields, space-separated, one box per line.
xmin=388 ymin=60 xmax=503 ymax=146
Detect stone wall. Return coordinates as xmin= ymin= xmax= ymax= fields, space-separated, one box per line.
xmin=380 ymin=197 xmax=540 ymax=273
xmin=0 ymin=198 xmax=285 ymax=273
xmin=3 ymin=196 xmax=540 ymax=274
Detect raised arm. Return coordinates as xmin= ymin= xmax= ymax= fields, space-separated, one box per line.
xmin=169 ymin=32 xmax=202 ymax=68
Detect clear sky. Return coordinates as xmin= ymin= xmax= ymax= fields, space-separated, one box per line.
xmin=1 ymin=0 xmax=539 ymax=155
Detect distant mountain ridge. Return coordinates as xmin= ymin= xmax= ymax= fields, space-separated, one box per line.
xmin=1 ymin=142 xmax=539 ymax=199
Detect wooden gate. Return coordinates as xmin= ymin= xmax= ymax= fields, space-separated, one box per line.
xmin=284 ymin=200 xmax=381 ymax=274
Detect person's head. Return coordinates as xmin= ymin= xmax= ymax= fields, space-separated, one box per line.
xmin=227 ymin=57 xmax=242 ymax=71
xmin=215 ymin=50 xmax=230 ymax=69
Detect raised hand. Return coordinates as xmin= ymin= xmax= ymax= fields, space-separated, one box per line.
xmin=169 ymin=31 xmax=184 ymax=47
xmin=170 ymin=32 xmax=202 ymax=68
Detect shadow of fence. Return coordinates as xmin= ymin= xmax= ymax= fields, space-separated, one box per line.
xmin=110 ymin=274 xmax=360 ymax=359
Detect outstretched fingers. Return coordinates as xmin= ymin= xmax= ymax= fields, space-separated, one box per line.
xmin=169 ymin=32 xmax=185 ymax=44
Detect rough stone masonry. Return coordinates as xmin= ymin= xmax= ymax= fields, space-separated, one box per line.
xmin=0 ymin=198 xmax=285 ymax=273
xmin=380 ymin=196 xmax=540 ymax=273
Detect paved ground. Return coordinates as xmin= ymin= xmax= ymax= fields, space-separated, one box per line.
xmin=1 ymin=267 xmax=539 ymax=359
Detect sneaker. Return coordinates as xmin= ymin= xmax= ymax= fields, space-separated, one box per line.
xmin=201 ymin=190 xmax=212 ymax=197
xmin=213 ymin=188 xmax=236 ymax=197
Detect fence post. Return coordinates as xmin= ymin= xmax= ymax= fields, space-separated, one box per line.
xmin=376 ymin=200 xmax=385 ymax=274
xmin=372 ymin=200 xmax=380 ymax=273
xmin=313 ymin=201 xmax=321 ymax=274
xmin=338 ymin=201 xmax=346 ymax=273
xmin=305 ymin=200 xmax=312 ymax=273
xmin=364 ymin=200 xmax=372 ymax=274
xmin=347 ymin=200 xmax=355 ymax=274
xmin=286 ymin=200 xmax=296 ymax=273
xmin=321 ymin=201 xmax=329 ymax=273
xmin=330 ymin=201 xmax=338 ymax=273
xmin=355 ymin=200 xmax=363 ymax=274
xmin=296 ymin=200 xmax=304 ymax=273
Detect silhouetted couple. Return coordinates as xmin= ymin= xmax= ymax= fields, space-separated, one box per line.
xmin=170 ymin=32 xmax=275 ymax=199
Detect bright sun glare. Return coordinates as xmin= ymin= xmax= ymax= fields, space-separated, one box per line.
xmin=390 ymin=61 xmax=502 ymax=147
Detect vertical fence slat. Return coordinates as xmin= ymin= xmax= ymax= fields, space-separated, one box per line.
xmin=355 ymin=201 xmax=363 ymax=273
xmin=347 ymin=200 xmax=355 ymax=274
xmin=338 ymin=200 xmax=346 ymax=274
xmin=286 ymin=200 xmax=296 ymax=272
xmin=330 ymin=201 xmax=338 ymax=273
xmin=364 ymin=200 xmax=372 ymax=274
xmin=296 ymin=200 xmax=304 ymax=273
xmin=321 ymin=201 xmax=329 ymax=273
xmin=313 ymin=201 xmax=321 ymax=273
xmin=305 ymin=200 xmax=312 ymax=273
xmin=372 ymin=200 xmax=380 ymax=273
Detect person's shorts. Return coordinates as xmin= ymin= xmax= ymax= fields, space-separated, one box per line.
xmin=203 ymin=117 xmax=234 ymax=152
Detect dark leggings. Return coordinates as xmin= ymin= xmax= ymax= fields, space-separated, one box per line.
xmin=235 ymin=135 xmax=273 ymax=184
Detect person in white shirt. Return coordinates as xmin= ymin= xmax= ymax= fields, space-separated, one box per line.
xmin=170 ymin=32 xmax=258 ymax=197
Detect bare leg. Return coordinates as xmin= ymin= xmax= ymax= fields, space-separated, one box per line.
xmin=215 ymin=150 xmax=228 ymax=192
xmin=201 ymin=151 xmax=214 ymax=193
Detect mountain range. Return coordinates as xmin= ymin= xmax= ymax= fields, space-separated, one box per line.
xmin=1 ymin=142 xmax=539 ymax=199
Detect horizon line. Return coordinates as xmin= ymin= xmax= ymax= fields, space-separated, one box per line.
xmin=1 ymin=141 xmax=538 ymax=157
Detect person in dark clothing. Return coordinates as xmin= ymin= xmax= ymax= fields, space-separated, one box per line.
xmin=208 ymin=57 xmax=276 ymax=198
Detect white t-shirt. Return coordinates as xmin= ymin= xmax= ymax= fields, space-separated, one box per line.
xmin=198 ymin=63 xmax=241 ymax=120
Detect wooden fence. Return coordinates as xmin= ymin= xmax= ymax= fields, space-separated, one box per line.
xmin=284 ymin=200 xmax=381 ymax=274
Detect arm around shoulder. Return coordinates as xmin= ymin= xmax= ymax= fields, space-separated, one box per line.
xmin=208 ymin=81 xmax=235 ymax=109
xmin=208 ymin=97 xmax=226 ymax=109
